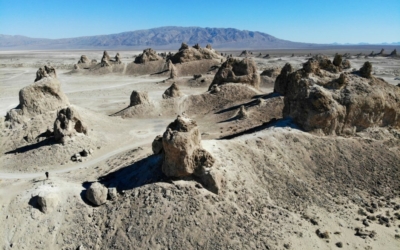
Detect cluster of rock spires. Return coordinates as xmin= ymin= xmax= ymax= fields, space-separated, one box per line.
xmin=101 ymin=51 xmax=121 ymax=67
xmin=134 ymin=48 xmax=162 ymax=64
xmin=274 ymin=54 xmax=400 ymax=135
xmin=152 ymin=115 xmax=223 ymax=194
xmin=5 ymin=66 xmax=89 ymax=143
xmin=209 ymin=57 xmax=260 ymax=90
xmin=170 ymin=42 xmax=223 ymax=64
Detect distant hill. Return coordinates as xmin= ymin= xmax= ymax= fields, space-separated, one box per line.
xmin=0 ymin=26 xmax=318 ymax=50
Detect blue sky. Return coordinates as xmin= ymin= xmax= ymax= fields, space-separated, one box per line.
xmin=0 ymin=0 xmax=399 ymax=44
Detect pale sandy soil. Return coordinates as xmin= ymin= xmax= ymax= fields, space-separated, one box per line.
xmin=0 ymin=50 xmax=399 ymax=250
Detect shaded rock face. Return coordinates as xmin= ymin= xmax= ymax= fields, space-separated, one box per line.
xmin=35 ymin=65 xmax=56 ymax=82
xmin=37 ymin=192 xmax=59 ymax=214
xmin=162 ymin=83 xmax=183 ymax=99
xmin=389 ymin=49 xmax=397 ymax=56
xmin=209 ymin=58 xmax=260 ymax=90
xmin=54 ymin=107 xmax=87 ymax=143
xmin=274 ymin=63 xmax=294 ymax=95
xmin=86 ymin=182 xmax=108 ymax=206
xmin=78 ymin=55 xmax=90 ymax=64
xmin=360 ymin=61 xmax=372 ymax=78
xmin=114 ymin=53 xmax=121 ymax=64
xmin=261 ymin=67 xmax=281 ymax=78
xmin=101 ymin=51 xmax=111 ymax=67
xmin=281 ymin=61 xmax=400 ymax=135
xmin=170 ymin=43 xmax=223 ymax=64
xmin=130 ymin=91 xmax=150 ymax=106
xmin=6 ymin=67 xmax=69 ymax=121
xmin=134 ymin=48 xmax=162 ymax=64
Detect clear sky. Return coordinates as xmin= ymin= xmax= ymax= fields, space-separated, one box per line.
xmin=0 ymin=0 xmax=399 ymax=44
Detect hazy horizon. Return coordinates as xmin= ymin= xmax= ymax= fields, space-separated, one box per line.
xmin=1 ymin=0 xmax=399 ymax=44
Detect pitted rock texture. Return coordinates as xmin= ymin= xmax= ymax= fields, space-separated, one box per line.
xmin=54 ymin=106 xmax=87 ymax=143
xmin=209 ymin=58 xmax=260 ymax=90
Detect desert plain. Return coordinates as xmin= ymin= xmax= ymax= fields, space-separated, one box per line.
xmin=0 ymin=45 xmax=399 ymax=250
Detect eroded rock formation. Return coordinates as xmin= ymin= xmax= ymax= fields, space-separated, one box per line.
xmin=101 ymin=51 xmax=111 ymax=67
xmin=134 ymin=48 xmax=162 ymax=64
xmin=35 ymin=65 xmax=56 ymax=82
xmin=130 ymin=91 xmax=150 ymax=106
xmin=78 ymin=55 xmax=90 ymax=64
xmin=170 ymin=43 xmax=223 ymax=63
xmin=209 ymin=58 xmax=260 ymax=90
xmin=54 ymin=106 xmax=87 ymax=143
xmin=279 ymin=60 xmax=400 ymax=135
xmin=162 ymin=83 xmax=183 ymax=99
xmin=152 ymin=115 xmax=223 ymax=193
xmin=6 ymin=67 xmax=69 ymax=123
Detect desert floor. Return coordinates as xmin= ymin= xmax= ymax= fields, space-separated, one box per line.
xmin=0 ymin=49 xmax=399 ymax=250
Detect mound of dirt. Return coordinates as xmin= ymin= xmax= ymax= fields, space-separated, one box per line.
xmin=209 ymin=58 xmax=260 ymax=90
xmin=281 ymin=60 xmax=400 ymax=135
xmin=134 ymin=48 xmax=163 ymax=64
xmin=54 ymin=106 xmax=88 ymax=143
xmin=170 ymin=43 xmax=223 ymax=64
xmin=162 ymin=83 xmax=183 ymax=99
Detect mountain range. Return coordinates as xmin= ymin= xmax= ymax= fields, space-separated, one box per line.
xmin=0 ymin=26 xmax=317 ymax=50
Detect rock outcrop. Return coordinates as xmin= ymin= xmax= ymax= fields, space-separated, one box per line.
xmin=274 ymin=63 xmax=294 ymax=95
xmin=162 ymin=83 xmax=183 ymax=99
xmin=153 ymin=115 xmax=222 ymax=193
xmin=134 ymin=48 xmax=162 ymax=64
xmin=6 ymin=66 xmax=69 ymax=122
xmin=359 ymin=61 xmax=372 ymax=78
xmin=389 ymin=49 xmax=397 ymax=57
xmin=54 ymin=106 xmax=87 ymax=143
xmin=170 ymin=43 xmax=223 ymax=64
xmin=37 ymin=192 xmax=59 ymax=214
xmin=114 ymin=53 xmax=121 ymax=64
xmin=168 ymin=59 xmax=178 ymax=79
xmin=209 ymin=58 xmax=260 ymax=90
xmin=78 ymin=55 xmax=90 ymax=64
xmin=129 ymin=91 xmax=150 ymax=106
xmin=261 ymin=67 xmax=282 ymax=78
xmin=101 ymin=51 xmax=111 ymax=67
xmin=236 ymin=105 xmax=248 ymax=119
xmin=35 ymin=65 xmax=56 ymax=82
xmin=280 ymin=60 xmax=400 ymax=135
xmin=86 ymin=182 xmax=108 ymax=206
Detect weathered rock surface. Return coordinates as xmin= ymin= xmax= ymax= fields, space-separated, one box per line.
xmin=6 ymin=67 xmax=69 ymax=122
xmin=86 ymin=182 xmax=108 ymax=206
xmin=161 ymin=115 xmax=217 ymax=181
xmin=54 ymin=106 xmax=87 ymax=143
xmin=37 ymin=192 xmax=59 ymax=214
xmin=152 ymin=135 xmax=163 ymax=154
xmin=274 ymin=63 xmax=294 ymax=95
xmin=35 ymin=65 xmax=56 ymax=82
xmin=209 ymin=58 xmax=260 ymax=90
xmin=101 ymin=51 xmax=111 ymax=67
xmin=170 ymin=43 xmax=223 ymax=64
xmin=261 ymin=67 xmax=281 ymax=78
xmin=78 ymin=55 xmax=90 ymax=64
xmin=281 ymin=60 xmax=400 ymax=135
xmin=162 ymin=83 xmax=183 ymax=99
xmin=130 ymin=91 xmax=150 ymax=106
xmin=134 ymin=48 xmax=162 ymax=64
xmin=359 ymin=61 xmax=372 ymax=78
